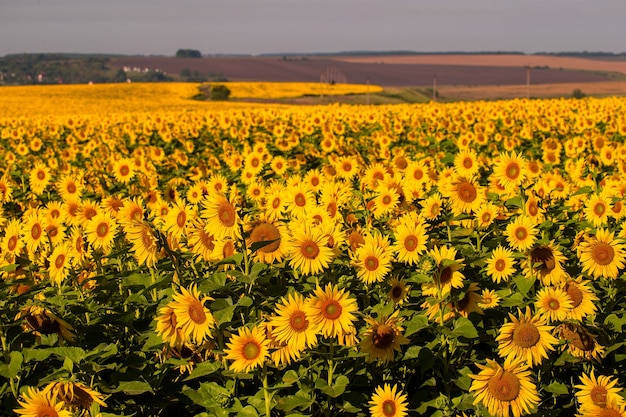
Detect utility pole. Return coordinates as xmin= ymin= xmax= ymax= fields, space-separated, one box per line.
xmin=433 ymin=73 xmax=437 ymax=102
xmin=366 ymin=76 xmax=370 ymax=105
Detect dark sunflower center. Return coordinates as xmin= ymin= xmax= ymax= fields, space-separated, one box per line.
xmin=590 ymin=386 xmax=608 ymax=406
xmin=439 ymin=266 xmax=453 ymax=285
xmin=55 ymin=254 xmax=66 ymax=269
xmin=591 ymin=242 xmax=614 ymax=265
xmin=392 ymin=285 xmax=403 ymax=299
xmin=495 ymin=259 xmax=506 ymax=272
xmin=37 ymin=170 xmax=46 ymax=180
xmin=218 ymin=202 xmax=235 ymax=227
xmin=515 ymin=227 xmax=528 ymax=241
xmin=593 ymin=202 xmax=606 ymax=216
xmin=67 ymin=182 xmax=77 ymax=193
xmin=120 ymin=165 xmax=130 ymax=176
xmin=372 ymin=324 xmax=395 ymax=348
xmin=31 ymin=224 xmax=42 ymax=240
xmin=177 ymin=211 xmax=186 ymax=228
xmin=382 ymin=195 xmax=392 ymax=205
xmin=487 ymin=370 xmax=521 ymax=402
xmin=530 ymin=246 xmax=556 ymax=272
xmin=547 ymin=298 xmax=560 ymax=310
xmin=96 ymin=222 xmax=109 ymax=238
xmin=565 ymin=282 xmax=583 ymax=308
xmin=512 ymin=323 xmax=540 ymax=348
xmin=250 ymin=223 xmax=281 ymax=253
xmin=36 ymin=404 xmax=60 ymax=417
xmin=295 ymin=193 xmax=306 ymax=207
xmin=463 ymin=157 xmax=473 ymax=169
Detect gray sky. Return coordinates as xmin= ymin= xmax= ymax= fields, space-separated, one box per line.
xmin=1 ymin=0 xmax=624 ymax=56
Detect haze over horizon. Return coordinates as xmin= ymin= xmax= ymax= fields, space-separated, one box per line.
xmin=1 ymin=0 xmax=624 ymax=57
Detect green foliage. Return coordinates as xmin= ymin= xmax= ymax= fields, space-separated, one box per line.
xmin=210 ymin=84 xmax=231 ymax=101
xmin=175 ymin=49 xmax=202 ymax=58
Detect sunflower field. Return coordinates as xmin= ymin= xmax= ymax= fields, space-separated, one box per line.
xmin=1 ymin=83 xmax=626 ymax=417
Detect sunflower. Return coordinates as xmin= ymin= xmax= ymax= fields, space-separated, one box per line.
xmin=444 ymin=175 xmax=485 ymax=215
xmin=29 ymin=162 xmax=52 ymax=195
xmin=524 ymin=194 xmax=545 ymax=222
xmin=224 ymin=325 xmax=270 ymax=373
xmin=164 ymin=200 xmax=194 ymax=239
xmin=155 ymin=304 xmax=186 ymax=348
xmin=574 ymin=371 xmax=625 ymax=412
xmin=44 ymin=381 xmax=107 ymax=412
xmin=48 ymin=244 xmax=72 ymax=285
xmin=392 ymin=220 xmax=428 ymax=265
xmin=578 ymin=228 xmax=626 ymax=279
xmin=14 ymin=386 xmax=72 ymax=417
xmin=469 ymin=357 xmax=540 ymax=417
xmin=23 ymin=210 xmax=47 ymax=256
xmin=247 ymin=217 xmax=288 ymax=264
xmin=454 ymin=148 xmax=481 ymax=177
xmin=44 ymin=216 xmax=66 ymax=247
xmin=1 ymin=218 xmax=24 ymax=259
xmin=19 ymin=305 xmax=75 ymax=343
xmin=421 ymin=193 xmax=444 ymax=220
xmin=56 ymin=174 xmax=83 ymax=201
xmin=554 ymin=322 xmax=604 ymax=361
xmin=534 ymin=287 xmax=573 ymax=323
xmin=429 ymin=245 xmax=465 ymax=296
xmin=496 ymin=307 xmax=558 ymax=366
xmin=269 ymin=292 xmax=318 ymax=351
xmin=578 ymin=400 xmax=626 ymax=417
xmin=354 ymin=237 xmax=393 ymax=284
xmin=505 ymin=216 xmax=538 ymax=252
xmin=455 ymin=282 xmax=484 ymax=318
xmin=286 ymin=223 xmax=334 ymax=276
xmin=563 ymin=278 xmax=598 ymax=321
xmin=475 ymin=202 xmax=499 ymax=229
xmin=584 ymin=194 xmax=611 ymax=227
xmin=305 ymin=284 xmax=358 ymax=339
xmin=125 ymin=222 xmax=160 ymax=267
xmin=118 ymin=198 xmax=145 ymax=228
xmin=524 ymin=242 xmax=567 ymax=286
xmin=85 ymin=212 xmax=118 ymax=253
xmin=360 ymin=311 xmax=409 ymax=364
xmin=285 ymin=183 xmax=315 ymax=216
xmin=170 ymin=285 xmax=215 ymax=343
xmin=201 ymin=192 xmax=241 ymax=239
xmin=479 ymin=288 xmax=501 ymax=309
xmin=493 ymin=151 xmax=527 ymax=191
xmin=387 ymin=277 xmax=411 ymax=305
xmin=485 ymin=246 xmax=517 ymax=284
xmin=369 ymin=383 xmax=408 ymax=417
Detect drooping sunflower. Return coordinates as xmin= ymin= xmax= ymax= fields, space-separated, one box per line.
xmin=14 ymin=386 xmax=72 ymax=417
xmin=247 ymin=217 xmax=288 ymax=264
xmin=269 ymin=292 xmax=318 ymax=351
xmin=286 ymin=223 xmax=334 ymax=276
xmin=18 ymin=305 xmax=75 ymax=343
xmin=469 ymin=357 xmax=540 ymax=417
xmin=201 ymin=192 xmax=241 ymax=239
xmin=505 ymin=215 xmax=538 ymax=252
xmin=485 ymin=246 xmax=517 ymax=284
xmin=496 ymin=306 xmax=558 ymax=366
xmin=524 ymin=242 xmax=567 ymax=286
xmin=534 ymin=287 xmax=573 ymax=323
xmin=563 ymin=278 xmax=598 ymax=321
xmin=125 ymin=222 xmax=160 ymax=267
xmin=574 ymin=371 xmax=625 ymax=412
xmin=170 ymin=285 xmax=215 ymax=343
xmin=360 ymin=311 xmax=409 ymax=364
xmin=224 ymin=325 xmax=270 ymax=373
xmin=305 ymin=284 xmax=358 ymax=339
xmin=392 ymin=220 xmax=428 ymax=265
xmin=578 ymin=228 xmax=626 ymax=279
xmin=554 ymin=322 xmax=604 ymax=361
xmin=44 ymin=381 xmax=107 ymax=413
xmin=428 ymin=245 xmax=465 ymax=296
xmin=155 ymin=304 xmax=186 ymax=348
xmin=455 ymin=282 xmax=484 ymax=318
xmin=387 ymin=277 xmax=411 ymax=305
xmin=368 ymin=383 xmax=409 ymax=417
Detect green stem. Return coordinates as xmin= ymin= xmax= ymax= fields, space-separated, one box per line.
xmin=327 ymin=338 xmax=335 ymax=386
xmin=262 ymin=362 xmax=272 ymax=416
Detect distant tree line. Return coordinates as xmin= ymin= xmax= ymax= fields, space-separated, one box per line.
xmin=175 ymin=49 xmax=202 ymax=58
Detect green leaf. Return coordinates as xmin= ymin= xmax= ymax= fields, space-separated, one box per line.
xmin=403 ymin=345 xmax=421 ymax=360
xmin=318 ymin=375 xmax=349 ymax=398
xmin=282 ymin=370 xmax=300 ymax=385
xmin=514 ymin=274 xmax=535 ymax=296
xmin=114 ymin=380 xmax=153 ymax=395
xmin=184 ymin=361 xmax=222 ymax=381
xmin=0 ymin=263 xmax=18 ymax=272
xmin=22 ymin=347 xmax=52 ymax=363
xmin=48 ymin=347 xmax=86 ymax=363
xmin=237 ymin=405 xmax=259 ymax=417
xmin=544 ymin=381 xmax=569 ymax=395
xmin=500 ymin=292 xmax=526 ymax=308
xmin=8 ymin=351 xmax=23 ymax=378
xmin=451 ymin=317 xmax=478 ymax=339
xmin=213 ymin=305 xmax=236 ymax=325
xmin=121 ymin=272 xmax=152 ymax=288
xmin=404 ymin=314 xmax=429 ymax=338
xmin=604 ymin=314 xmax=626 ymax=332
xmin=505 ymin=196 xmax=524 ymax=208
xmin=249 ymin=239 xmax=279 ymax=253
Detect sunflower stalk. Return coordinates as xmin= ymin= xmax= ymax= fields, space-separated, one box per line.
xmin=262 ymin=362 xmax=273 ymax=416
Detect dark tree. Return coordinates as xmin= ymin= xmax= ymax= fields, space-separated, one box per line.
xmin=175 ymin=49 xmax=202 ymax=58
